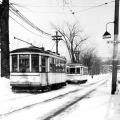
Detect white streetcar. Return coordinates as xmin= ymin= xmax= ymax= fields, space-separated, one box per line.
xmin=66 ymin=63 xmax=88 ymax=84
xmin=10 ymin=46 xmax=66 ymax=92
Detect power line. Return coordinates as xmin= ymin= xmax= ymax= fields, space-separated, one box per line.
xmin=9 ymin=4 xmax=52 ymax=36
xmin=63 ymin=3 xmax=88 ymax=40
xmin=9 ymin=15 xmax=44 ymax=38
xmin=50 ymin=42 xmax=56 ymax=51
xmin=0 ymin=1 xmax=52 ymax=37
xmin=70 ymin=1 xmax=114 ymax=14
xmin=1 ymin=0 xmax=115 ymax=41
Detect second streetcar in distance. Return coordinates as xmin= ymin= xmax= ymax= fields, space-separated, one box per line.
xmin=66 ymin=63 xmax=88 ymax=84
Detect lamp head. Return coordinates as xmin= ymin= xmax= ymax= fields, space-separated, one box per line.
xmin=103 ymin=31 xmax=111 ymax=39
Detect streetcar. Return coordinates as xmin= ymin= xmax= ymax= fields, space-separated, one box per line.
xmin=10 ymin=46 xmax=66 ymax=92
xmin=66 ymin=63 xmax=88 ymax=84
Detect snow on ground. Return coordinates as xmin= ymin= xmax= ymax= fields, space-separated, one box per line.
xmin=0 ymin=73 xmax=120 ymax=120
xmin=53 ymin=73 xmax=120 ymax=120
xmin=0 ymin=77 xmax=12 ymax=95
xmin=0 ymin=74 xmax=108 ymax=99
xmin=53 ymin=77 xmax=111 ymax=120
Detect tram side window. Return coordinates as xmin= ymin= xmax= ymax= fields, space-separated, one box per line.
xmin=19 ymin=55 xmax=30 ymax=72
xmin=41 ymin=56 xmax=46 ymax=72
xmin=49 ymin=57 xmax=56 ymax=72
xmin=60 ymin=60 xmax=66 ymax=72
xmin=49 ymin=57 xmax=52 ymax=72
xmin=70 ymin=68 xmax=75 ymax=74
xmin=56 ymin=59 xmax=60 ymax=72
xmin=49 ymin=58 xmax=66 ymax=72
xmin=12 ymin=55 xmax=18 ymax=72
xmin=31 ymin=54 xmax=39 ymax=72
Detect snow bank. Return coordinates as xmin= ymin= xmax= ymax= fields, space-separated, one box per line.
xmin=0 ymin=77 xmax=12 ymax=95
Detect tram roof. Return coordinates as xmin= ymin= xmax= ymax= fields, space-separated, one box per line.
xmin=11 ymin=46 xmax=46 ymax=53
xmin=10 ymin=46 xmax=66 ymax=60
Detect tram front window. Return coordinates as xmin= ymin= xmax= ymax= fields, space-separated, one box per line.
xmin=70 ymin=68 xmax=75 ymax=74
xmin=31 ymin=54 xmax=39 ymax=72
xmin=12 ymin=55 xmax=18 ymax=72
xmin=19 ymin=55 xmax=30 ymax=72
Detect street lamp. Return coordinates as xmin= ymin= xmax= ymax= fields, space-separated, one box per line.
xmin=103 ymin=22 xmax=114 ymax=39
xmin=103 ymin=31 xmax=111 ymax=39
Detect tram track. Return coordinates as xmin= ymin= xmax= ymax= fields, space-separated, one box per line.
xmin=41 ymin=81 xmax=107 ymax=120
xmin=42 ymin=88 xmax=96 ymax=120
xmin=0 ymin=80 xmax=96 ymax=104
xmin=0 ymin=79 xmax=107 ymax=119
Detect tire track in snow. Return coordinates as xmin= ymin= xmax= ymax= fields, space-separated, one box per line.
xmin=40 ymin=81 xmax=106 ymax=120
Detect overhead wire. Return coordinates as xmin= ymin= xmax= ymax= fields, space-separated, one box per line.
xmin=9 ymin=7 xmax=52 ymax=39
xmin=50 ymin=42 xmax=56 ymax=51
xmin=9 ymin=1 xmax=115 ymax=8
xmin=1 ymin=0 xmax=116 ymax=52
xmin=9 ymin=15 xmax=44 ymax=38
xmin=1 ymin=1 xmax=51 ymax=50
xmin=63 ymin=0 xmax=115 ymax=40
xmin=0 ymin=1 xmax=52 ymax=37
xmin=63 ymin=2 xmax=88 ymax=40
xmin=9 ymin=4 xmax=52 ymax=36
xmin=70 ymin=1 xmax=115 ymax=14
xmin=9 ymin=2 xmax=57 ymax=51
xmin=1 ymin=1 xmax=57 ymax=51
xmin=0 ymin=1 xmax=55 ymax=52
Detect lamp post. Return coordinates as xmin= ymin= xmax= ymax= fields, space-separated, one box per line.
xmin=111 ymin=0 xmax=119 ymax=94
xmin=103 ymin=0 xmax=119 ymax=94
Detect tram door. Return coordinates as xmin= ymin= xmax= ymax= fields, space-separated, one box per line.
xmin=41 ymin=56 xmax=49 ymax=85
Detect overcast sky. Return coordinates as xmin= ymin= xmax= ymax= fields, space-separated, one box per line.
xmin=1 ymin=0 xmax=117 ymax=60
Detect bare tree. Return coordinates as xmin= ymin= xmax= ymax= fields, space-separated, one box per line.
xmin=80 ymin=48 xmax=95 ymax=73
xmin=80 ymin=48 xmax=102 ymax=75
xmin=51 ymin=22 xmax=88 ymax=63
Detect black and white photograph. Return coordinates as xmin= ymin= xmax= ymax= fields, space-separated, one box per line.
xmin=0 ymin=0 xmax=120 ymax=120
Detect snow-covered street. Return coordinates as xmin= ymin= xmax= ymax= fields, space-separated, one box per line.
xmin=1 ymin=73 xmax=120 ymax=120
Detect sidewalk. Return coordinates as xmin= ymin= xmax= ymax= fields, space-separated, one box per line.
xmin=85 ymin=74 xmax=120 ymax=120
xmin=105 ymin=95 xmax=120 ymax=120
xmin=90 ymin=74 xmax=120 ymax=120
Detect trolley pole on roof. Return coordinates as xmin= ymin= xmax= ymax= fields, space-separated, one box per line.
xmin=52 ymin=31 xmax=62 ymax=54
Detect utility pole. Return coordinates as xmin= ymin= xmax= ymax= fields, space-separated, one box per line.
xmin=111 ymin=0 xmax=119 ymax=94
xmin=0 ymin=4 xmax=2 ymax=76
xmin=52 ymin=31 xmax=62 ymax=54
xmin=0 ymin=0 xmax=10 ymax=78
